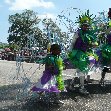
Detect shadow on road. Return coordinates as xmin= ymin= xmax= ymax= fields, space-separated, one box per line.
xmin=1 ymin=79 xmax=111 ymax=111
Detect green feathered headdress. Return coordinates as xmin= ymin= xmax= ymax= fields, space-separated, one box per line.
xmin=76 ymin=10 xmax=96 ymax=26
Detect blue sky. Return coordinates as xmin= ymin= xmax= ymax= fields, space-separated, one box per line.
xmin=0 ymin=0 xmax=111 ymax=43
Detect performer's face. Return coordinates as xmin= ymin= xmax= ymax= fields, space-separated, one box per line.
xmin=51 ymin=49 xmax=61 ymax=56
xmin=81 ymin=24 xmax=90 ymax=31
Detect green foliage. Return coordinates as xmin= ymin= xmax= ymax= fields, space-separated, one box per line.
xmin=0 ymin=43 xmax=9 ymax=49
xmin=8 ymin=43 xmax=19 ymax=51
xmin=7 ymin=10 xmax=66 ymax=50
xmin=7 ymin=10 xmax=41 ymax=48
xmin=42 ymin=18 xmax=67 ymax=44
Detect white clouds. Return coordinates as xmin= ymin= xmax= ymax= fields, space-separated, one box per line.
xmin=5 ymin=0 xmax=55 ymax=11
xmin=38 ymin=13 xmax=56 ymax=20
xmin=5 ymin=0 xmax=12 ymax=4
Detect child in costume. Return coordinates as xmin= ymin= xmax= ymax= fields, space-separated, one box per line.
xmin=68 ymin=10 xmax=98 ymax=94
xmin=100 ymin=8 xmax=111 ymax=83
xmin=31 ymin=44 xmax=66 ymax=103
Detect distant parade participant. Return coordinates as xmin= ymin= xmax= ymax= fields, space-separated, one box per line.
xmin=31 ymin=44 xmax=66 ymax=103
xmin=68 ymin=10 xmax=98 ymax=94
xmin=100 ymin=8 xmax=111 ymax=83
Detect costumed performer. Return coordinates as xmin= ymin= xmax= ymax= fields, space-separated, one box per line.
xmin=100 ymin=8 xmax=111 ymax=83
xmin=31 ymin=44 xmax=66 ymax=103
xmin=68 ymin=10 xmax=98 ymax=94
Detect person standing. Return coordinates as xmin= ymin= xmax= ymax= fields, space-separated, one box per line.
xmin=68 ymin=10 xmax=98 ymax=94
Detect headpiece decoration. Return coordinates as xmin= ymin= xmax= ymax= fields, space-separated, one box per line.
xmin=76 ymin=10 xmax=96 ymax=26
xmin=108 ymin=8 xmax=111 ymax=19
xmin=108 ymin=8 xmax=111 ymax=27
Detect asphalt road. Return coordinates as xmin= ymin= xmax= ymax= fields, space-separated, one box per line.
xmin=0 ymin=60 xmax=111 ymax=111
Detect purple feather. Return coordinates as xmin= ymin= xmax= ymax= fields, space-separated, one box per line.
xmin=41 ymin=70 xmax=52 ymax=85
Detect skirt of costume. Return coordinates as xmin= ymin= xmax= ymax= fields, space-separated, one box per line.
xmin=101 ymin=44 xmax=111 ymax=66
xmin=31 ymin=69 xmax=65 ymax=93
xmin=68 ymin=49 xmax=90 ymax=73
xmin=68 ymin=49 xmax=98 ymax=75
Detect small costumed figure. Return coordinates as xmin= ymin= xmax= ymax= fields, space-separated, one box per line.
xmin=31 ymin=44 xmax=66 ymax=103
xmin=68 ymin=10 xmax=98 ymax=94
xmin=100 ymin=8 xmax=111 ymax=84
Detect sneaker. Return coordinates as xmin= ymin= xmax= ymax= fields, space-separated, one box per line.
xmin=79 ymin=87 xmax=89 ymax=95
xmin=99 ymin=78 xmax=105 ymax=86
xmin=85 ymin=79 xmax=92 ymax=84
xmin=99 ymin=78 xmax=104 ymax=84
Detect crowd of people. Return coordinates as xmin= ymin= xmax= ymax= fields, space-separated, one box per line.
xmin=0 ymin=48 xmax=47 ymax=63
xmin=0 ymin=50 xmax=15 ymax=61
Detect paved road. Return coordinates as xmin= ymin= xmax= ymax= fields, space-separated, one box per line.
xmin=0 ymin=60 xmax=111 ymax=111
xmin=1 ymin=80 xmax=111 ymax=111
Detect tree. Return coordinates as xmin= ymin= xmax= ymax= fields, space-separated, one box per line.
xmin=31 ymin=27 xmax=49 ymax=49
xmin=42 ymin=18 xmax=63 ymax=43
xmin=7 ymin=10 xmax=41 ymax=48
xmin=0 ymin=43 xmax=9 ymax=49
xmin=42 ymin=18 xmax=69 ymax=49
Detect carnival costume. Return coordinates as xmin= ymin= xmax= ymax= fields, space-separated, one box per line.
xmin=31 ymin=44 xmax=65 ymax=93
xmin=100 ymin=8 xmax=111 ymax=82
xmin=68 ymin=10 xmax=98 ymax=94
